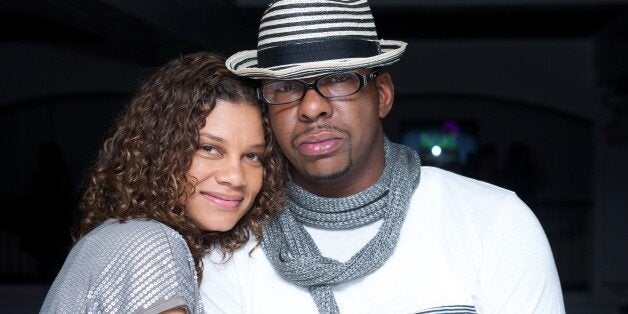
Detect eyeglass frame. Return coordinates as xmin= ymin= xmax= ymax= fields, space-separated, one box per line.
xmin=258 ymin=69 xmax=383 ymax=105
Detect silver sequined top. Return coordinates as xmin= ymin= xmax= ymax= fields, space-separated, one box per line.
xmin=40 ymin=219 xmax=202 ymax=313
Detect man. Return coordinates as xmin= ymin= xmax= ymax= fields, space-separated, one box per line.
xmin=201 ymin=0 xmax=565 ymax=313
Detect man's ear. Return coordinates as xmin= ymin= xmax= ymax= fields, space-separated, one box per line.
xmin=375 ymin=71 xmax=394 ymax=118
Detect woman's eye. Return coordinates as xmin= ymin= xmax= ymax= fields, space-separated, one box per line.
xmin=244 ymin=153 xmax=264 ymax=163
xmin=199 ymin=145 xmax=220 ymax=155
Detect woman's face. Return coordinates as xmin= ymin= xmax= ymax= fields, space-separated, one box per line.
xmin=185 ymin=99 xmax=265 ymax=232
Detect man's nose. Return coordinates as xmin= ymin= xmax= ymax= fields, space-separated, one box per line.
xmin=297 ymin=88 xmax=333 ymax=122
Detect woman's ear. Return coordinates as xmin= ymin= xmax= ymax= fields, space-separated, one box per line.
xmin=375 ymin=71 xmax=394 ymax=118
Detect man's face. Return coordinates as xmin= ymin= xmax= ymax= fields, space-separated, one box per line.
xmin=266 ymin=69 xmax=394 ymax=197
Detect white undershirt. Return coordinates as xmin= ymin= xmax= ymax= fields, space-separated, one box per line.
xmin=304 ymin=220 xmax=383 ymax=262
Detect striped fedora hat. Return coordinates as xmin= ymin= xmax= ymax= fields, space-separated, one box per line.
xmin=226 ymin=0 xmax=407 ymax=79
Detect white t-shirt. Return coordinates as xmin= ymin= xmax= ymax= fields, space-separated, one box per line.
xmin=201 ymin=167 xmax=564 ymax=313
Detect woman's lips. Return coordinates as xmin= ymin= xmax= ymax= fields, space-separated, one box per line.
xmin=201 ymin=192 xmax=242 ymax=210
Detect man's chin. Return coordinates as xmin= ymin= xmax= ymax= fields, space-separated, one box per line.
xmin=301 ymin=163 xmax=351 ymax=182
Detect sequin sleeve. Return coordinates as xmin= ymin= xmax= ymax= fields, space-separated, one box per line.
xmin=40 ymin=219 xmax=202 ymax=313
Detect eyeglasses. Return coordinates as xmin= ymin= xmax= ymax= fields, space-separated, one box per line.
xmin=259 ymin=70 xmax=382 ymax=105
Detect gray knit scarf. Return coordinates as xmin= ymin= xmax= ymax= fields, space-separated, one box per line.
xmin=262 ymin=137 xmax=422 ymax=313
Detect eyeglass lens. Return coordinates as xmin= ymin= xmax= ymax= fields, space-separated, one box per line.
xmin=262 ymin=72 xmax=362 ymax=105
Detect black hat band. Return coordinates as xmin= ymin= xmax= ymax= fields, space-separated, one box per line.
xmin=257 ymin=39 xmax=380 ymax=68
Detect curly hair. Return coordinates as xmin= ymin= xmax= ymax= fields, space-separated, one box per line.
xmin=77 ymin=52 xmax=285 ymax=280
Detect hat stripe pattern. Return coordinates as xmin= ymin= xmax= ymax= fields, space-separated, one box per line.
xmin=264 ymin=2 xmax=370 ymax=16
xmin=225 ymin=0 xmax=407 ymax=79
xmin=263 ymin=0 xmax=369 ymax=15
xmin=259 ymin=17 xmax=374 ymax=33
xmin=261 ymin=10 xmax=371 ymax=25
xmin=260 ymin=16 xmax=374 ymax=34
xmin=261 ymin=8 xmax=371 ymax=24
xmin=259 ymin=29 xmax=377 ymax=47
xmin=257 ymin=0 xmax=376 ymax=50
xmin=262 ymin=6 xmax=371 ymax=22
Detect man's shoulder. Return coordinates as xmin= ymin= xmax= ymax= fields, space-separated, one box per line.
xmin=414 ymin=166 xmax=524 ymax=227
xmin=419 ymin=166 xmax=514 ymax=199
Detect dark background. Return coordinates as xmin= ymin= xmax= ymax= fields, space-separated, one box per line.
xmin=1 ymin=0 xmax=627 ymax=312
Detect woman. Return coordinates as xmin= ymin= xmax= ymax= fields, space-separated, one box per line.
xmin=40 ymin=52 xmax=284 ymax=313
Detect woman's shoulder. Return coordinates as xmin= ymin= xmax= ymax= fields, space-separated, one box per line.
xmin=68 ymin=219 xmax=192 ymax=275
xmin=82 ymin=219 xmax=183 ymax=249
xmin=42 ymin=219 xmax=200 ymax=313
xmin=89 ymin=218 xmax=175 ymax=237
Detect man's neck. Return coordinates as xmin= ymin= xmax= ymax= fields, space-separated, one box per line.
xmin=290 ymin=150 xmax=386 ymax=198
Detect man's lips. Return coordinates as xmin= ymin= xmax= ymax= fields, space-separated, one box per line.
xmin=200 ymin=192 xmax=243 ymax=210
xmin=296 ymin=132 xmax=343 ymax=156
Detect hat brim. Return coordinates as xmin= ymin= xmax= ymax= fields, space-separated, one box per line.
xmin=226 ymin=40 xmax=407 ymax=80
